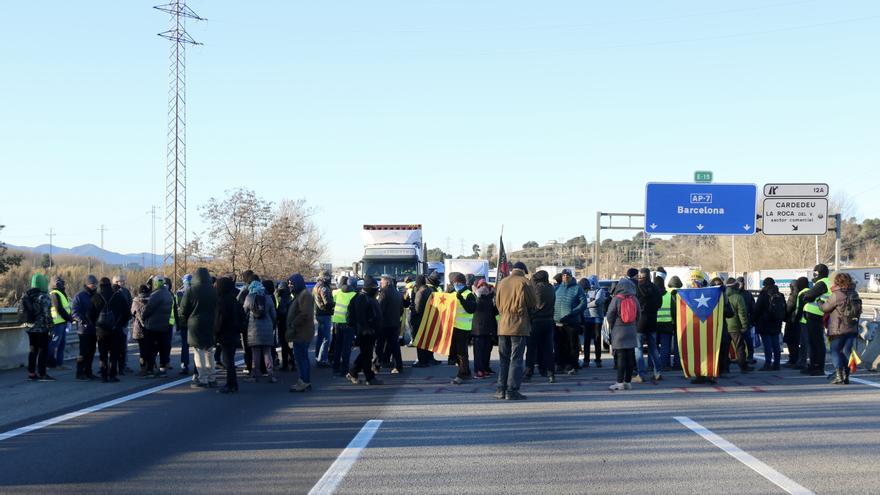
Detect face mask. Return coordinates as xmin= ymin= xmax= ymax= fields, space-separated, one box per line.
xmin=454 ymin=283 xmax=465 ymax=292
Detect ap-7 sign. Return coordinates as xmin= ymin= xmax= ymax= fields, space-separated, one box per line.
xmin=645 ymin=183 xmax=757 ymax=236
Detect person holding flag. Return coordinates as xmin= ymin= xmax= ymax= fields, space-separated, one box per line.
xmin=675 ymin=282 xmax=728 ymax=385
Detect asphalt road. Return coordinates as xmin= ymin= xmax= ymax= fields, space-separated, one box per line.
xmin=1 ymin=346 xmax=879 ymax=495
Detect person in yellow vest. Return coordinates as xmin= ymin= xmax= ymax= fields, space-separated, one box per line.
xmin=450 ymin=273 xmax=476 ymax=385
xmin=330 ymin=276 xmax=358 ymax=375
xmin=800 ymin=264 xmax=832 ymax=376
xmin=48 ymin=276 xmax=74 ymax=370
xmin=655 ymin=275 xmax=675 ymax=371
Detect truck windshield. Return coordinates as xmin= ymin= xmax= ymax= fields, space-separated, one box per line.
xmin=363 ymin=261 xmax=419 ymax=279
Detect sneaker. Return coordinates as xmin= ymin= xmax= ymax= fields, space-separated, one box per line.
xmin=548 ymin=374 xmax=556 ymax=384
xmin=494 ymin=388 xmax=507 ymax=400
xmin=506 ymin=390 xmax=527 ymax=400
xmin=653 ymin=372 xmax=662 ymax=381
xmin=345 ymin=373 xmax=359 ymax=385
xmin=632 ymin=375 xmax=643 ymax=383
xmin=609 ymin=382 xmax=625 ymax=391
xmin=566 ymin=368 xmax=577 ymax=376
xmin=390 ymin=368 xmax=400 ymax=374
xmin=290 ymin=379 xmax=312 ymax=392
xmin=158 ymin=368 xmax=168 ymax=377
xmin=38 ymin=375 xmax=57 ymax=382
xmin=451 ymin=376 xmax=464 ymax=385
xmin=27 ymin=373 xmax=38 ymax=381
xmin=623 ymin=382 xmax=632 ymax=390
xmin=474 ymin=371 xmax=485 ymax=379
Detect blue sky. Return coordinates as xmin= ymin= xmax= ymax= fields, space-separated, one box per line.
xmin=2 ymin=1 xmax=878 ymax=265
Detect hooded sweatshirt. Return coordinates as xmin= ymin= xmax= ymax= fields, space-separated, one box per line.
xmin=286 ymin=274 xmax=315 ymax=344
xmin=89 ymin=280 xmax=129 ymax=337
xmin=215 ymin=277 xmax=245 ymax=345
xmin=142 ymin=278 xmax=173 ymax=332
xmin=606 ymin=278 xmax=641 ymax=350
xmin=25 ymin=273 xmax=53 ymax=333
xmin=531 ymin=271 xmax=556 ymax=323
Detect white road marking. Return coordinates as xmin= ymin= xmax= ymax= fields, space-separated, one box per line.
xmin=0 ymin=360 xmax=245 ymax=442
xmin=674 ymin=416 xmax=814 ymax=495
xmin=850 ymin=377 xmax=880 ymax=389
xmin=308 ymin=419 xmax=383 ymax=495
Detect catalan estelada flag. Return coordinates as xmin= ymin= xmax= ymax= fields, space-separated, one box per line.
xmin=413 ymin=292 xmax=457 ymax=355
xmin=676 ymin=286 xmax=725 ymax=378
xmin=849 ymin=349 xmax=862 ymax=374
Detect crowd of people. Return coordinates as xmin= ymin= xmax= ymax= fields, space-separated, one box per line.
xmin=17 ymin=260 xmax=862 ymax=399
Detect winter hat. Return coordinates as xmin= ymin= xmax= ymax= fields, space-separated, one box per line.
xmin=763 ymin=277 xmax=775 ymax=287
xmin=668 ymin=276 xmax=683 ymax=289
xmin=626 ymin=268 xmax=639 ymax=279
xmin=427 ymin=271 xmax=441 ymax=286
xmin=512 ymin=261 xmax=528 ymax=273
xmin=85 ymin=274 xmax=98 ymax=286
xmin=31 ymin=273 xmax=48 ymax=293
xmin=248 ymin=280 xmax=266 ymax=296
xmin=182 ymin=273 xmax=193 ymax=290
xmin=724 ymin=277 xmax=739 ymax=288
xmin=453 ymin=273 xmax=466 ymax=284
xmin=53 ymin=276 xmax=65 ymax=290
xmin=532 ymin=270 xmax=549 ymax=283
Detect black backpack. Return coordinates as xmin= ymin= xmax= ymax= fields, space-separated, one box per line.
xmin=17 ymin=293 xmax=39 ymax=324
xmin=769 ymin=293 xmax=786 ymax=323
xmin=96 ymin=292 xmax=119 ymax=329
xmin=251 ymin=294 xmax=267 ymax=319
xmin=840 ymin=290 xmax=863 ymax=324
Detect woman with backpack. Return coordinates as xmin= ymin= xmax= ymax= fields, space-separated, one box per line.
xmin=754 ymin=278 xmax=784 ymax=371
xmin=821 ymin=272 xmax=861 ymax=385
xmin=88 ymin=277 xmax=129 ymax=382
xmin=22 ymin=273 xmax=55 ymax=381
xmin=131 ymin=285 xmax=150 ymax=376
xmin=243 ymin=279 xmax=277 ymax=383
xmin=606 ymin=278 xmax=641 ymax=391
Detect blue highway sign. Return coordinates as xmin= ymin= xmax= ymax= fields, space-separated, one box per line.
xmin=645 ymin=183 xmax=757 ymax=235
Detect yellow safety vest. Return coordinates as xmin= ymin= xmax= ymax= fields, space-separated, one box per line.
xmin=169 ymin=292 xmax=178 ymax=325
xmin=803 ymin=278 xmax=831 ymax=318
xmin=657 ymin=291 xmax=672 ymax=323
xmin=50 ymin=290 xmax=70 ymax=325
xmin=332 ymin=290 xmax=356 ymax=324
xmin=454 ymin=289 xmax=474 ymax=331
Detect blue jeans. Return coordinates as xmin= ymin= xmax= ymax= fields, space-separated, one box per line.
xmin=830 ymin=333 xmax=856 ymax=371
xmin=636 ymin=332 xmax=662 ymax=375
xmin=497 ymin=336 xmax=526 ymax=392
xmin=657 ymin=332 xmax=673 ymax=369
xmin=48 ymin=323 xmax=67 ymax=367
xmin=761 ymin=333 xmax=781 ymax=366
xmin=330 ymin=324 xmax=355 ymax=373
xmin=293 ymin=342 xmax=311 ymax=383
xmin=315 ymin=316 xmax=332 ymax=363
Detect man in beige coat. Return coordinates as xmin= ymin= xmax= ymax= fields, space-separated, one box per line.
xmin=494 ymin=262 xmax=536 ymax=400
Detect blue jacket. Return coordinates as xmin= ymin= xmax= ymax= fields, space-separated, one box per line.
xmin=71 ymin=287 xmax=96 ymax=335
xmin=554 ymin=281 xmax=587 ymax=325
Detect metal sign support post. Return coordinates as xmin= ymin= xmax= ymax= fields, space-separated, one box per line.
xmin=595 ymin=212 xmax=646 ymax=279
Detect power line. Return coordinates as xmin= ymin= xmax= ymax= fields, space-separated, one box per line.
xmin=155 ymin=1 xmax=204 ymax=291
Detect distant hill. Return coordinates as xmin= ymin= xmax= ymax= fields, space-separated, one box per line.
xmin=7 ymin=243 xmax=161 ymax=268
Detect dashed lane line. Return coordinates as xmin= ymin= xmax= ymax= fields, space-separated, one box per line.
xmin=308 ymin=419 xmax=383 ymax=495
xmin=674 ymin=416 xmax=814 ymax=495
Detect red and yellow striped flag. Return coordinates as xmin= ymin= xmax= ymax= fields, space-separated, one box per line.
xmin=413 ymin=292 xmax=457 ymax=355
xmin=676 ymin=286 xmax=725 ymax=378
xmin=849 ymin=349 xmax=862 ymax=374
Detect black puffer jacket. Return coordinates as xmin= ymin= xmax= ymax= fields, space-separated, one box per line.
xmin=378 ymin=285 xmax=403 ymax=329
xmin=180 ymin=267 xmax=218 ymax=349
xmin=89 ymin=282 xmax=130 ymax=338
xmin=531 ymin=272 xmax=555 ymax=323
xmin=214 ymin=277 xmax=245 ymax=346
xmin=471 ymin=285 xmax=498 ymax=336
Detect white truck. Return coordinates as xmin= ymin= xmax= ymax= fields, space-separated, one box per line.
xmin=536 ymin=265 xmax=576 ymax=279
xmin=356 ymin=225 xmax=425 ymax=282
xmin=444 ymin=259 xmax=490 ymax=287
